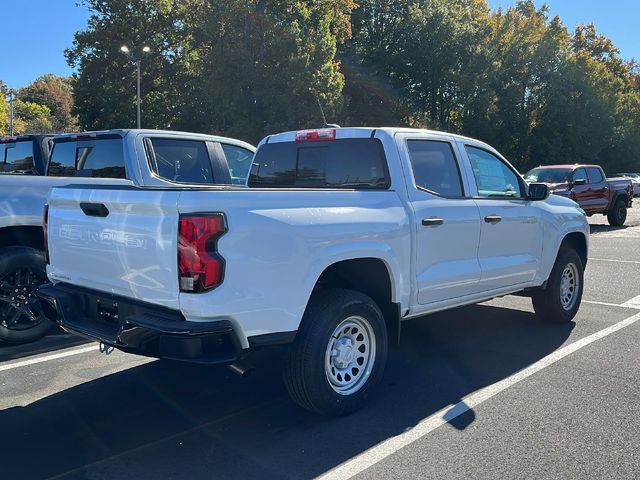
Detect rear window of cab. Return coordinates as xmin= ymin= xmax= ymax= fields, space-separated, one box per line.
xmin=1 ymin=140 xmax=35 ymax=173
xmin=249 ymin=138 xmax=389 ymax=189
xmin=48 ymin=136 xmax=126 ymax=178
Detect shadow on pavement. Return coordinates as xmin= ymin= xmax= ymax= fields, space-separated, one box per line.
xmin=0 ymin=304 xmax=574 ymax=480
xmin=589 ymin=224 xmax=628 ymax=235
xmin=0 ymin=327 xmax=89 ymax=363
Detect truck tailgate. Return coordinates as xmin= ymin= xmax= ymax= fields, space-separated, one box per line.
xmin=47 ymin=187 xmax=181 ymax=309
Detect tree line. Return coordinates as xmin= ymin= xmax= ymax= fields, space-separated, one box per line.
xmin=0 ymin=76 xmax=79 ymax=135
xmin=2 ymin=0 xmax=639 ymax=173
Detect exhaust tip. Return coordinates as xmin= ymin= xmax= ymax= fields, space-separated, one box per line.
xmin=228 ymin=361 xmax=255 ymax=378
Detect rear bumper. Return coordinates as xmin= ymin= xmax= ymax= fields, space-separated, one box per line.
xmin=37 ymin=283 xmax=243 ymax=364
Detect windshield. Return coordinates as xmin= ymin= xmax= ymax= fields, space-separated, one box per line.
xmin=524 ymin=167 xmax=572 ymax=183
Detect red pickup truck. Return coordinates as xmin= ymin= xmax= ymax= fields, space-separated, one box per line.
xmin=525 ymin=164 xmax=633 ymax=226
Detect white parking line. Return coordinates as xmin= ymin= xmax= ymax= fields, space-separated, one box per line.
xmin=621 ymin=294 xmax=640 ymax=309
xmin=0 ymin=345 xmax=97 ymax=372
xmin=317 ymin=311 xmax=640 ymax=480
xmin=589 ymin=258 xmax=640 ymax=265
xmin=583 ymin=300 xmax=640 ymax=309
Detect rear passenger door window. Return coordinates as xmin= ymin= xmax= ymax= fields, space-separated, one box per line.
xmin=407 ymin=140 xmax=464 ymax=197
xmin=221 ymin=144 xmax=254 ymax=185
xmin=587 ymin=167 xmax=604 ymax=184
xmin=147 ymin=138 xmax=214 ymax=184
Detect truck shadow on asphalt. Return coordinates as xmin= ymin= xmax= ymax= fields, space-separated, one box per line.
xmin=0 ymin=328 xmax=89 ymax=363
xmin=589 ymin=224 xmax=628 ymax=235
xmin=0 ymin=304 xmax=574 ymax=480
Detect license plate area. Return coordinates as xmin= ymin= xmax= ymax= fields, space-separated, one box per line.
xmin=96 ymin=298 xmax=119 ymax=322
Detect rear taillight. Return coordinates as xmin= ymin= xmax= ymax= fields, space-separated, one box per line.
xmin=178 ymin=214 xmax=227 ymax=293
xmin=43 ymin=204 xmax=49 ymax=264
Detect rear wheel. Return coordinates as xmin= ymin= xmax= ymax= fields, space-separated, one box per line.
xmin=532 ymin=248 xmax=584 ymax=324
xmin=0 ymin=247 xmax=53 ymax=344
xmin=283 ymin=288 xmax=388 ymax=416
xmin=607 ymin=199 xmax=627 ymax=226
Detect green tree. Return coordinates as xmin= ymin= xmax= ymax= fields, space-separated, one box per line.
xmin=12 ymin=100 xmax=54 ymax=134
xmin=67 ymin=0 xmax=355 ymax=142
xmin=19 ymin=74 xmax=79 ymax=132
xmin=0 ymin=95 xmax=7 ymax=136
xmin=178 ymin=0 xmax=355 ymax=142
xmin=66 ymin=0 xmax=196 ymax=131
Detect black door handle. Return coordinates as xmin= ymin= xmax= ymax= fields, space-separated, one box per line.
xmin=80 ymin=202 xmax=109 ymax=218
xmin=422 ymin=217 xmax=444 ymax=227
xmin=484 ymin=214 xmax=502 ymax=224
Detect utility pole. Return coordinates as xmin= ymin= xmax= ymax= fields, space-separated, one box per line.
xmin=9 ymin=89 xmax=14 ymax=136
xmin=136 ymin=60 xmax=141 ymax=129
xmin=120 ymin=45 xmax=150 ymax=129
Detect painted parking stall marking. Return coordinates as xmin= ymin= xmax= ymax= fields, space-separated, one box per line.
xmin=0 ymin=345 xmax=97 ymax=372
xmin=317 ymin=311 xmax=640 ymax=480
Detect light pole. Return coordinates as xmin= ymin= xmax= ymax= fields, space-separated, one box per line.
xmin=120 ymin=45 xmax=150 ymax=129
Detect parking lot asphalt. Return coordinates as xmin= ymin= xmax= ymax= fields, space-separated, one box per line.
xmin=1 ymin=209 xmax=639 ymax=480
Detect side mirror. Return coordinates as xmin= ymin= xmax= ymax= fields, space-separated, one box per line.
xmin=528 ymin=183 xmax=549 ymax=201
xmin=573 ymin=178 xmax=587 ymax=186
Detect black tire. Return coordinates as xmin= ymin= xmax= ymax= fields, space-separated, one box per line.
xmin=607 ymin=199 xmax=627 ymax=226
xmin=0 ymin=247 xmax=54 ymax=344
xmin=283 ymin=288 xmax=388 ymax=416
xmin=532 ymin=248 xmax=584 ymax=324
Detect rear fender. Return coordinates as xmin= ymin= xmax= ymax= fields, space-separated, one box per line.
xmin=300 ymin=242 xmax=406 ymax=315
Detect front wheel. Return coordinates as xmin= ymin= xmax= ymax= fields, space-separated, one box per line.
xmin=0 ymin=247 xmax=54 ymax=344
xmin=607 ymin=199 xmax=627 ymax=226
xmin=532 ymin=248 xmax=584 ymax=323
xmin=283 ymin=288 xmax=388 ymax=416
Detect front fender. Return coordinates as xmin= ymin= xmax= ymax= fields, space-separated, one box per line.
xmin=536 ymin=214 xmax=589 ymax=285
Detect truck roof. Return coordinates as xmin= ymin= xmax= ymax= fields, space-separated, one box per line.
xmin=262 ymin=126 xmax=499 ymax=152
xmin=52 ymin=129 xmax=254 ymax=149
xmin=532 ymin=164 xmax=602 ymax=170
xmin=0 ymin=134 xmax=52 ymax=143
xmin=263 ymin=127 xmax=486 ymax=143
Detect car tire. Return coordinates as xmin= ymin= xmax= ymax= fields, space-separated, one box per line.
xmin=0 ymin=247 xmax=54 ymax=344
xmin=607 ymin=199 xmax=627 ymax=226
xmin=532 ymin=248 xmax=584 ymax=324
xmin=283 ymin=288 xmax=388 ymax=416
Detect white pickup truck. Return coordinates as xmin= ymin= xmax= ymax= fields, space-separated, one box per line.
xmin=0 ymin=129 xmax=254 ymax=344
xmin=40 ymin=127 xmax=589 ymax=416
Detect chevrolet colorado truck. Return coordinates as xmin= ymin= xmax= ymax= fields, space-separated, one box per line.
xmin=41 ymin=127 xmax=589 ymax=416
xmin=0 ymin=129 xmax=254 ymax=344
xmin=0 ymin=135 xmax=53 ymax=175
xmin=524 ymin=164 xmax=633 ymax=226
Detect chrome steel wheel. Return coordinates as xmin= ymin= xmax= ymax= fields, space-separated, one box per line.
xmin=324 ymin=316 xmax=376 ymax=396
xmin=560 ymin=262 xmax=579 ymax=311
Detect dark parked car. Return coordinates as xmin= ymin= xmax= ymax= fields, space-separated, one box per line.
xmin=525 ymin=164 xmax=633 ymax=226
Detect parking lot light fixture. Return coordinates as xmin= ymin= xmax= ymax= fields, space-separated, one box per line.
xmin=120 ymin=45 xmax=151 ymax=129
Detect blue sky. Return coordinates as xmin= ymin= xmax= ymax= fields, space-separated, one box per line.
xmin=1 ymin=0 xmax=638 ymax=89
